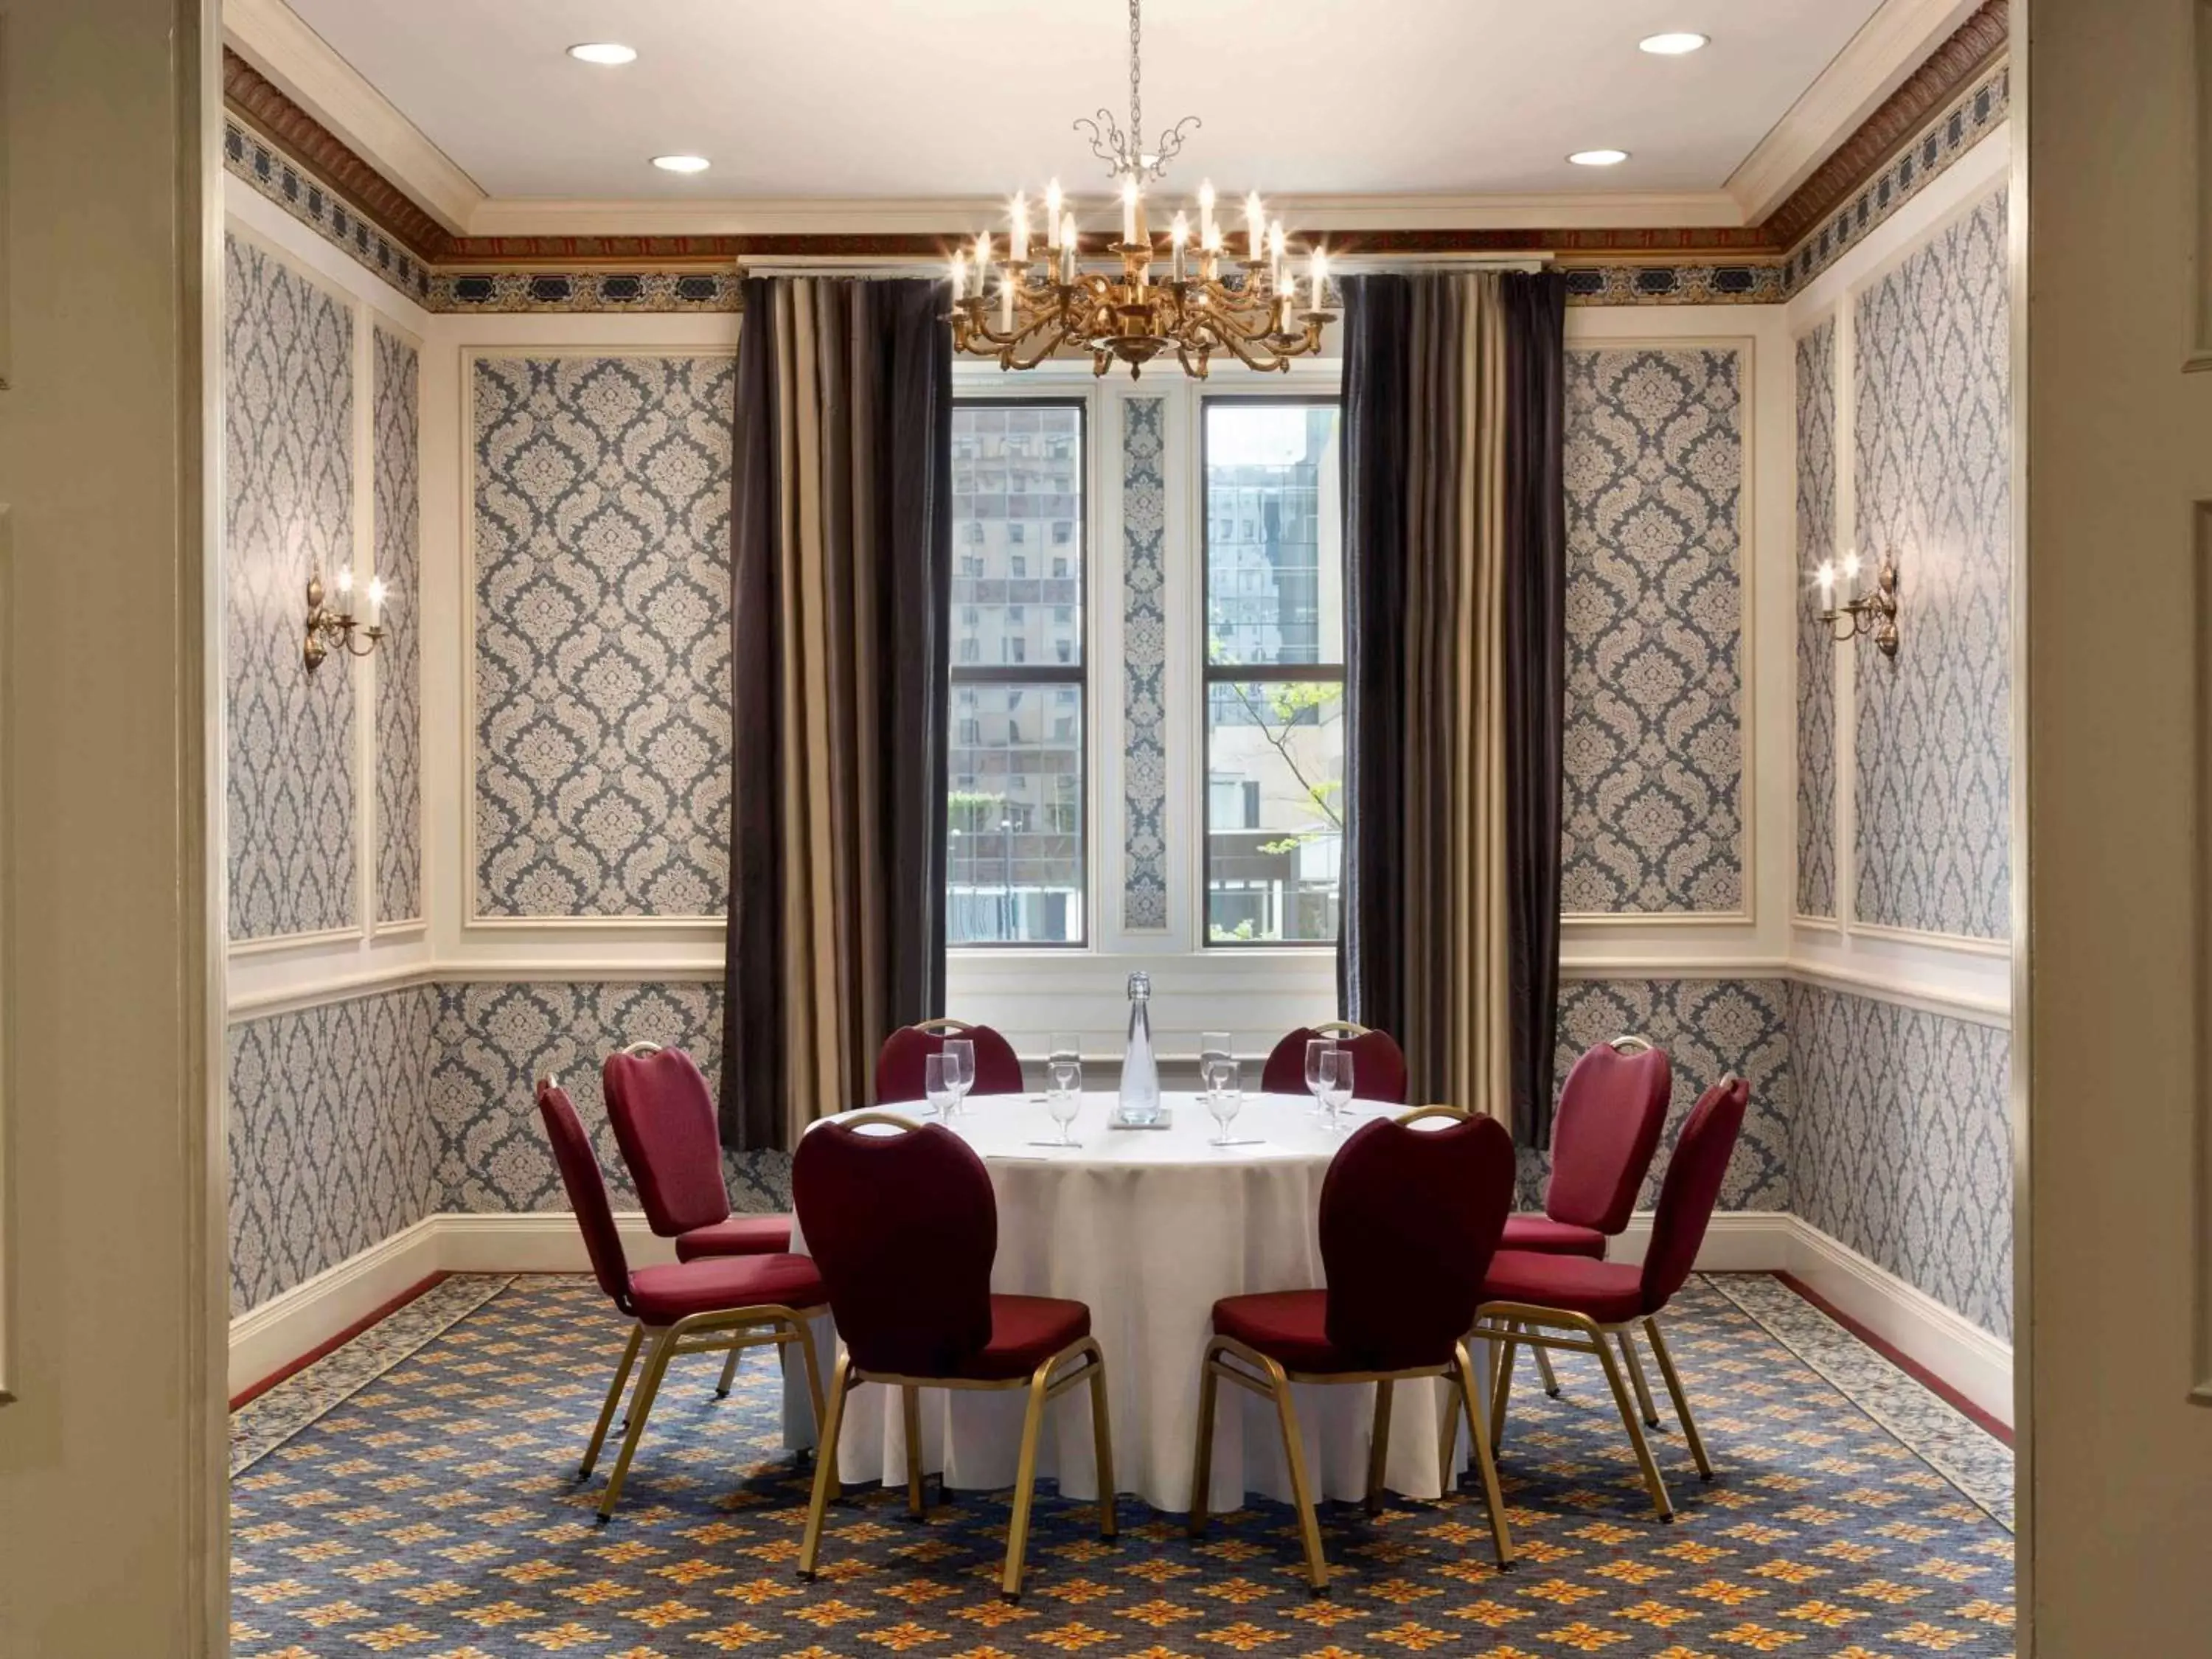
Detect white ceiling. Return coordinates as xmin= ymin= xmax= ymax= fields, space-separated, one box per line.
xmin=280 ymin=0 xmax=1889 ymax=205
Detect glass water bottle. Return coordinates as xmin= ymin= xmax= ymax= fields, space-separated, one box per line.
xmin=1117 ymin=970 xmax=1162 ymax=1125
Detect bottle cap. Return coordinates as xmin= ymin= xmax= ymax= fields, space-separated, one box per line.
xmin=1127 ymin=970 xmax=1151 ymax=998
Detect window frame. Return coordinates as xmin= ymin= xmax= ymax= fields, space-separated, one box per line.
xmin=946 ymin=394 xmax=1093 ymax=951
xmin=1197 ymin=392 xmax=1346 ymax=951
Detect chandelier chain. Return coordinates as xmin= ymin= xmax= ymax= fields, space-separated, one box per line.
xmin=1127 ymin=0 xmax=1142 ymax=164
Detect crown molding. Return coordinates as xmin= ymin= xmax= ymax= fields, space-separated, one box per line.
xmin=223 ymin=0 xmax=482 ymax=235
xmin=1728 ymin=0 xmax=1983 ymax=222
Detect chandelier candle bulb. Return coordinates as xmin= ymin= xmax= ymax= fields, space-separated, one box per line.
xmin=1268 ymin=220 xmax=1285 ymax=291
xmin=1198 ymin=179 xmax=1216 ymax=243
xmin=1121 ymin=178 xmax=1139 ymax=245
xmin=975 ymin=229 xmax=992 ymax=276
xmin=950 ymin=248 xmax=967 ymax=302
xmin=1001 ymin=272 xmax=1015 ymax=333
xmin=1010 ymin=192 xmax=1029 ymax=262
xmin=1045 ymin=180 xmax=1063 ymax=247
xmin=1060 ymin=215 xmax=1078 ymax=283
xmin=1170 ymin=212 xmax=1189 ymax=283
xmin=1245 ymin=192 xmax=1265 ymax=261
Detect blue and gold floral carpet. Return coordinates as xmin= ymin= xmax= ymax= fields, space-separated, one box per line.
xmin=231 ymin=1275 xmax=2012 ymax=1657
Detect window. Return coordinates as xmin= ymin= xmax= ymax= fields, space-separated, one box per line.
xmin=1202 ymin=398 xmax=1345 ymax=945
xmin=947 ymin=400 xmax=1087 ymax=945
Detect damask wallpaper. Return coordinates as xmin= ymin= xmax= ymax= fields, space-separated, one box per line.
xmin=1789 ymin=983 xmax=2012 ymax=1340
xmin=229 ymin=987 xmax=437 ymax=1315
xmin=427 ymin=980 xmax=785 ymax=1217
xmin=1560 ymin=348 xmax=1745 ymax=914
xmin=1523 ymin=978 xmax=1792 ymax=1214
xmin=225 ymin=232 xmax=358 ymax=942
xmin=1852 ymin=190 xmax=2011 ymax=939
xmin=373 ymin=326 xmax=422 ymax=924
xmin=1795 ymin=323 xmax=1839 ymax=919
xmin=1121 ymin=398 xmax=1169 ymax=930
xmin=471 ymin=355 xmax=735 ymax=918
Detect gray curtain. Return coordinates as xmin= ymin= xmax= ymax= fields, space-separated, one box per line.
xmin=720 ymin=276 xmax=952 ymax=1150
xmin=1339 ymin=270 xmax=1567 ymax=1141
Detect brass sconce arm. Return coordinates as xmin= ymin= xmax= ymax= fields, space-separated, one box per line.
xmin=1817 ymin=557 xmax=1900 ymax=658
xmin=302 ymin=571 xmax=389 ymax=672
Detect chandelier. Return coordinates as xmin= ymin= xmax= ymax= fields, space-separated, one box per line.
xmin=947 ymin=0 xmax=1336 ymax=380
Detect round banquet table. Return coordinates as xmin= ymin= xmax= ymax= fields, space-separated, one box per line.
xmin=779 ymin=1090 xmax=1495 ymax=1513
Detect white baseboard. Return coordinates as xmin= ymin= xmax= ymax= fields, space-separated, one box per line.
xmin=231 ymin=1208 xmax=2014 ymax=1431
xmin=228 ymin=1215 xmax=445 ymax=1399
xmin=1785 ymin=1218 xmax=2015 ymax=1427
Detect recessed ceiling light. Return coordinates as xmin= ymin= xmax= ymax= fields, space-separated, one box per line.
xmin=1639 ymin=32 xmax=1709 ymax=55
xmin=568 ymin=42 xmax=637 ymax=65
xmin=1568 ymin=149 xmax=1630 ymax=167
xmin=652 ymin=154 xmax=712 ymax=174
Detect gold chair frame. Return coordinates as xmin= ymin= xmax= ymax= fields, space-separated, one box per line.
xmin=1188 ymin=1105 xmax=1511 ymax=1596
xmin=908 ymin=1018 xmax=977 ymax=1035
xmin=1310 ymin=1020 xmax=1369 ymax=1037
xmin=794 ymin=1111 xmax=1117 ymax=1601
xmin=1473 ymin=1301 xmax=1711 ymax=1522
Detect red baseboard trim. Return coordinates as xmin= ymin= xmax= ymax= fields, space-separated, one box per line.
xmin=229 ymin=1271 xmax=450 ymax=1411
xmin=1772 ymin=1270 xmax=2013 ymax=1447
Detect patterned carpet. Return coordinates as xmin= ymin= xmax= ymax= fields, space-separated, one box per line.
xmin=231 ymin=1274 xmax=2013 ymax=1658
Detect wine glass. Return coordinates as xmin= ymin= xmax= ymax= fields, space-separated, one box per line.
xmin=1321 ymin=1049 xmax=1356 ymax=1133
xmin=924 ymin=1052 xmax=956 ymax=1119
xmin=1206 ymin=1060 xmax=1243 ymax=1146
xmin=1304 ymin=1037 xmax=1338 ymax=1116
xmin=1200 ymin=1031 xmax=1233 ymax=1095
xmin=942 ymin=1038 xmax=975 ymax=1116
xmin=1047 ymin=1059 xmax=1083 ymax=1146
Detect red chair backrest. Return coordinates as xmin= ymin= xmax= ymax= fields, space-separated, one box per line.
xmin=1545 ymin=1041 xmax=1673 ymax=1236
xmin=603 ymin=1046 xmax=730 ymax=1238
xmin=537 ymin=1079 xmax=634 ymax=1314
xmin=1638 ymin=1076 xmax=1750 ymax=1313
xmin=1319 ymin=1112 xmax=1515 ymax=1371
xmin=1258 ymin=1026 xmax=1410 ymax=1104
xmin=874 ymin=1023 xmax=1025 ymax=1105
xmin=791 ymin=1119 xmax=996 ymax=1376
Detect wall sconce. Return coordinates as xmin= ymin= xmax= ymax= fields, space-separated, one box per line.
xmin=303 ymin=566 xmax=389 ymax=672
xmin=1815 ymin=550 xmax=1899 ymax=658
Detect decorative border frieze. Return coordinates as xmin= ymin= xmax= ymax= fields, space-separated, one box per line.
xmin=428 ymin=269 xmax=742 ymax=313
xmin=224 ymin=118 xmax=431 ymax=307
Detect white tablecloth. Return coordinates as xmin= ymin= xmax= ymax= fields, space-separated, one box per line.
xmin=781 ymin=1091 xmax=1493 ymax=1512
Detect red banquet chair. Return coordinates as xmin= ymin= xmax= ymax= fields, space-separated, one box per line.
xmin=1474 ymin=1074 xmax=1750 ymax=1523
xmin=603 ymin=1042 xmax=796 ymax=1397
xmin=1191 ymin=1106 xmax=1517 ymax=1593
xmin=537 ymin=1075 xmax=828 ymax=1522
xmin=1499 ymin=1034 xmax=1672 ymax=1404
xmin=874 ymin=1018 xmax=1026 ymax=1104
xmin=1256 ymin=1020 xmax=1409 ymax=1105
xmin=793 ymin=1113 xmax=1115 ymax=1600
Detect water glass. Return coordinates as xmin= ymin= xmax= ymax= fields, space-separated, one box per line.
xmin=1200 ymin=1031 xmax=1233 ymax=1094
xmin=942 ymin=1038 xmax=975 ymax=1114
xmin=1047 ymin=1062 xmax=1083 ymax=1145
xmin=1321 ymin=1048 xmax=1356 ymax=1132
xmin=924 ymin=1052 xmax=956 ymax=1119
xmin=1206 ymin=1060 xmax=1243 ymax=1146
xmin=1046 ymin=1032 xmax=1082 ymax=1094
xmin=1304 ymin=1037 xmax=1339 ymax=1116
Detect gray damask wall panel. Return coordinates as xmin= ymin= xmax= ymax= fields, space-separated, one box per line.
xmin=1789 ymin=982 xmax=2012 ymax=1339
xmin=225 ymin=233 xmax=358 ymax=940
xmin=1795 ymin=324 xmax=1839 ymax=919
xmin=428 ymin=980 xmax=785 ymax=1215
xmin=472 ymin=355 xmax=734 ymax=917
xmin=228 ymin=987 xmax=437 ymax=1315
xmin=1852 ymin=190 xmax=2011 ymax=939
xmin=1520 ymin=978 xmax=1792 ymax=1213
xmin=373 ymin=327 xmax=422 ymax=923
xmin=1121 ymin=397 xmax=1168 ymax=929
xmin=1561 ymin=348 xmax=1745 ymax=913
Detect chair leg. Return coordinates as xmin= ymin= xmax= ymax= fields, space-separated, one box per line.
xmin=1364 ymin=1378 xmax=1394 ymax=1515
xmin=1644 ymin=1317 xmax=1713 ymax=1480
xmin=1489 ymin=1326 xmax=1520 ymax=1453
xmin=1436 ymin=1377 xmax=1463 ymax=1495
xmin=1083 ymin=1343 xmax=1118 ymax=1540
xmin=1530 ymin=1333 xmax=1562 ymax=1398
xmin=1453 ymin=1341 xmax=1514 ymax=1570
xmin=788 ymin=1315 xmax=827 ymax=1447
xmin=902 ymin=1385 xmax=927 ymax=1520
xmin=1000 ymin=1360 xmax=1055 ymax=1600
xmin=1618 ymin=1326 xmax=1662 ymax=1428
xmin=596 ymin=1326 xmax=680 ymax=1521
xmin=1264 ymin=1357 xmax=1328 ymax=1595
xmin=714 ymin=1342 xmax=744 ymax=1398
xmin=1590 ymin=1323 xmax=1674 ymax=1522
xmin=1188 ymin=1344 xmax=1222 ymax=1537
xmin=579 ymin=1323 xmax=644 ymax=1479
xmin=797 ymin=1352 xmax=854 ymax=1580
